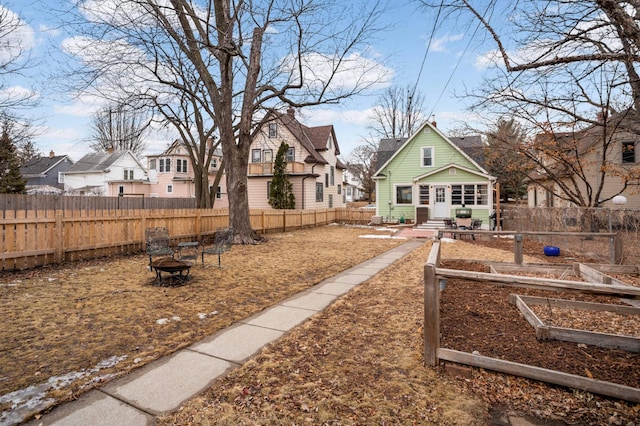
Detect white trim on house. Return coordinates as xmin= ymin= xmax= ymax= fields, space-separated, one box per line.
xmin=412 ymin=163 xmax=495 ymax=182
xmin=375 ymin=121 xmax=490 ymax=175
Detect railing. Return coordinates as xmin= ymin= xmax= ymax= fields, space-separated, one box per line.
xmin=247 ymin=161 xmax=306 ymax=175
xmin=0 ymin=207 xmax=375 ymax=271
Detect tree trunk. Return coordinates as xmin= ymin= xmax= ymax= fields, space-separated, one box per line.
xmin=224 ymin=141 xmax=261 ymax=243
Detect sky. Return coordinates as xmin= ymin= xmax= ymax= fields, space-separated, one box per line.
xmin=2 ymin=0 xmax=494 ymax=162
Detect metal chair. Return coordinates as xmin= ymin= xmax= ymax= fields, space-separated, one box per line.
xmin=442 ymin=218 xmax=457 ymax=239
xmin=145 ymin=227 xmax=174 ymax=270
xmin=201 ymin=227 xmax=234 ymax=268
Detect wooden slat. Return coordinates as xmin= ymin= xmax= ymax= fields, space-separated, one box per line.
xmin=437 ymin=348 xmax=640 ymax=403
xmin=435 ymin=268 xmax=640 ymax=297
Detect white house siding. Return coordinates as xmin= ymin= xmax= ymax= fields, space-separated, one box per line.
xmin=248 ymin=115 xmax=346 ymax=210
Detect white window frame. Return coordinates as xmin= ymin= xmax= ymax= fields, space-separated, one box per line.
xmin=421 ymin=146 xmax=434 ymax=167
xmin=394 ymin=184 xmax=414 ymax=205
xmin=166 ymin=184 xmax=173 ymax=194
xmin=269 ymin=123 xmax=277 ymax=138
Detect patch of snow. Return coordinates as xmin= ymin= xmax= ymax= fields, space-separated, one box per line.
xmin=47 ymin=278 xmax=56 ymax=282
xmin=0 ymin=355 xmax=127 ymax=425
xmin=493 ymin=234 xmax=514 ymax=239
xmin=358 ymin=235 xmax=406 ymax=240
xmin=171 ymin=316 xmax=181 ymax=322
xmin=156 ymin=318 xmax=170 ymax=325
xmin=210 ymin=311 xmax=219 ymax=316
xmin=439 ymin=238 xmax=457 ymax=243
xmin=198 ymin=313 xmax=207 ymax=320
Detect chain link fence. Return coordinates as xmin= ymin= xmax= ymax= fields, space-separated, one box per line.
xmin=500 ymin=207 xmax=640 ymax=265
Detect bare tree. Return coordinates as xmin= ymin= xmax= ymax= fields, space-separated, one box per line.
xmin=64 ymin=0 xmax=388 ymax=243
xmin=0 ymin=4 xmax=37 ymax=111
xmin=423 ymin=0 xmax=640 ymax=206
xmin=89 ymin=104 xmax=149 ymax=157
xmin=369 ymin=85 xmax=428 ymax=139
xmin=346 ymin=145 xmax=377 ymax=201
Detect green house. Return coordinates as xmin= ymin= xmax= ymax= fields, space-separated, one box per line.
xmin=373 ymin=121 xmax=496 ymax=227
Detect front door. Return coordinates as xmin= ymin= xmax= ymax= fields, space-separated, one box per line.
xmin=432 ymin=186 xmax=449 ymax=218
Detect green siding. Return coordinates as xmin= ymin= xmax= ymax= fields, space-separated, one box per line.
xmin=376 ymin=125 xmax=493 ymax=222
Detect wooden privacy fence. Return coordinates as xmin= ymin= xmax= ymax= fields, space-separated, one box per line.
xmin=0 ymin=208 xmax=375 ymax=271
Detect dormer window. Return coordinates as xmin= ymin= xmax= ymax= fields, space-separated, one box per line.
xmin=269 ymin=123 xmax=277 ymax=138
xmin=622 ymin=141 xmax=636 ymax=163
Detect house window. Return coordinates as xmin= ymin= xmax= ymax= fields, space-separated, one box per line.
xmin=451 ymin=184 xmax=488 ymax=205
xmin=325 ymin=173 xmax=329 ymax=188
xmin=330 ymin=166 xmax=335 ymax=186
xmin=328 ymin=194 xmax=333 ymax=208
xmin=421 ymin=147 xmax=434 ymax=167
xmin=124 ymin=169 xmax=133 ymax=180
xmin=337 ymin=184 xmax=341 ymax=195
xmin=216 ymin=186 xmax=222 ymax=199
xmin=118 ymin=185 xmax=124 ymax=195
xmin=252 ymin=149 xmax=261 ymax=163
xmin=176 ymin=159 xmax=188 ymax=173
xmin=210 ymin=158 xmax=218 ymax=170
xmin=622 ymin=141 xmax=636 ymax=163
xmin=264 ymin=149 xmax=273 ymax=162
xmin=464 ymin=185 xmax=475 ymax=205
xmin=159 ymin=158 xmax=171 ymax=172
xmin=167 ymin=184 xmax=173 ymax=194
xmin=267 ymin=181 xmax=271 ymax=199
xmin=316 ymin=182 xmax=323 ymax=202
xmin=395 ymin=185 xmax=413 ymax=204
xmin=149 ymin=159 xmax=156 ymax=170
xmin=346 ymin=187 xmax=352 ymax=196
xmin=286 ymin=147 xmax=295 ymax=162
xmin=477 ymin=184 xmax=488 ymax=204
xmin=419 ymin=185 xmax=429 ymax=205
xmin=58 ymin=172 xmax=65 ymax=184
xmin=269 ymin=123 xmax=277 ymax=138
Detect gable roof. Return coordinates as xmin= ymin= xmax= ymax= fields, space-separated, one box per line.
xmin=65 ymin=150 xmax=144 ymax=174
xmin=374 ymin=121 xmax=489 ymax=175
xmin=276 ymin=109 xmax=340 ymax=164
xmin=20 ymin=154 xmax=73 ymax=177
xmin=449 ymin=135 xmax=486 ymax=167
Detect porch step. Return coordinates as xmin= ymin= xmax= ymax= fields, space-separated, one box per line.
xmin=416 ymin=220 xmax=446 ymax=230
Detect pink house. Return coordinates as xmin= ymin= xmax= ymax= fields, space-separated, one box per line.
xmin=146 ymin=140 xmax=228 ymax=207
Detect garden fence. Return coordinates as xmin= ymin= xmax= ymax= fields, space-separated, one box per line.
xmin=0 ymin=207 xmax=375 ymax=271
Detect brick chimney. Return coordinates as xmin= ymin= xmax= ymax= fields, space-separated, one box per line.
xmin=49 ymin=150 xmax=55 ymax=158
xmin=431 ymin=115 xmax=437 ymax=128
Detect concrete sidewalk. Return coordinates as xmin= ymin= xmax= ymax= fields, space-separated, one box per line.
xmin=29 ymin=239 xmax=425 ymax=426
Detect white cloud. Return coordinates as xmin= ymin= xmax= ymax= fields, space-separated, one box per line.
xmin=431 ymin=33 xmax=464 ymax=52
xmin=0 ymin=5 xmax=35 ymax=63
xmin=282 ymin=51 xmax=394 ymax=94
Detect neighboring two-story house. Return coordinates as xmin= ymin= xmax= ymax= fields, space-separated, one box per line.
xmin=20 ymin=151 xmax=74 ymax=194
xmin=343 ymin=163 xmax=367 ymax=203
xmin=146 ymin=139 xmax=227 ymax=206
xmin=374 ymin=121 xmax=495 ymax=226
xmin=528 ymin=113 xmax=640 ymax=209
xmin=247 ymin=109 xmax=346 ymax=209
xmin=63 ymin=150 xmax=149 ymax=196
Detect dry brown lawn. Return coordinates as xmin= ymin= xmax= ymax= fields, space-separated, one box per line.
xmin=0 ymin=225 xmax=404 ymax=424
xmin=3 ymin=225 xmax=639 ymax=425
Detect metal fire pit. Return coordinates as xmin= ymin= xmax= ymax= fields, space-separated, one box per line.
xmin=151 ymin=258 xmax=192 ymax=286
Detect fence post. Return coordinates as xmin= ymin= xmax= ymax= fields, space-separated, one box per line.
xmin=514 ymin=234 xmax=523 ymax=265
xmin=55 ymin=212 xmax=63 ymax=263
xmin=424 ymin=242 xmax=441 ymax=367
xmin=614 ymin=232 xmax=623 ymax=264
